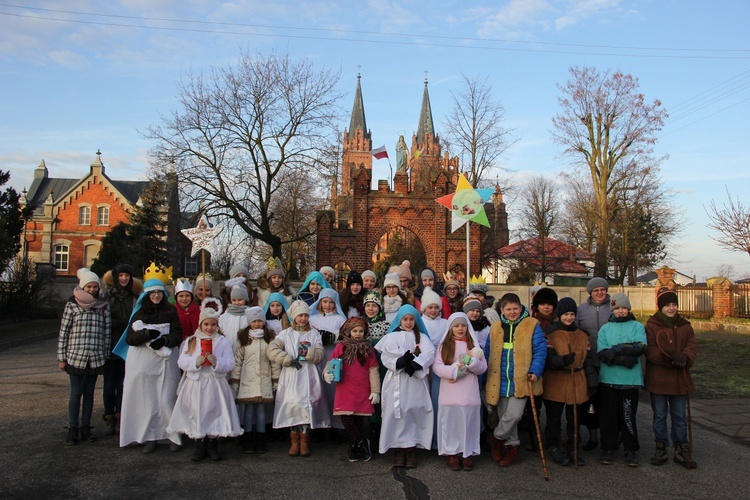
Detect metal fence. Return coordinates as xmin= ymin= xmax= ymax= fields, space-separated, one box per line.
xmin=734 ymin=284 xmax=750 ymax=318
xmin=677 ymin=285 xmax=713 ymax=319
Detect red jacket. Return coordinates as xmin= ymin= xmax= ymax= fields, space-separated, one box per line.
xmin=175 ymin=302 xmax=200 ymax=341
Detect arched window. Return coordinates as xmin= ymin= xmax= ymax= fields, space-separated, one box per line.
xmin=54 ymin=245 xmax=69 ymax=272
xmin=97 ymin=206 xmax=110 ymax=226
xmin=78 ymin=206 xmax=91 ymax=225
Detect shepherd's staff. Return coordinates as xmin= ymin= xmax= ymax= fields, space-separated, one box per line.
xmin=569 ymin=344 xmax=579 ymax=470
xmin=527 ymin=376 xmax=549 ymax=480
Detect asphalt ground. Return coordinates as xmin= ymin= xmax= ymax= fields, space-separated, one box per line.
xmin=1 ymin=334 xmax=748 ymax=499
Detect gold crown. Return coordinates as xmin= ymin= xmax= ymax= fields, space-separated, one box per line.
xmin=267 ymin=257 xmax=283 ymax=272
xmin=144 ymin=263 xmax=173 ymax=284
xmin=443 ymin=271 xmax=455 ymax=282
xmin=469 ymin=275 xmax=486 ymax=285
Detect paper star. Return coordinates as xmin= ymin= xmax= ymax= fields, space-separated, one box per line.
xmin=436 ymin=174 xmax=494 ymax=232
xmin=180 ymin=215 xmax=222 ymax=257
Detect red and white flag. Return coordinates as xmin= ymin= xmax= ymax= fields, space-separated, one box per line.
xmin=371 ymin=145 xmax=388 ymax=160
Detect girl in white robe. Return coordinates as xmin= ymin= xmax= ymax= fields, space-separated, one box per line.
xmin=376 ymin=305 xmax=435 ymax=468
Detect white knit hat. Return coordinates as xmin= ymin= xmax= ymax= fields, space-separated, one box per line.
xmin=420 ymin=287 xmax=442 ymax=312
xmin=383 ymin=272 xmax=401 ymax=290
xmin=77 ymin=268 xmax=100 ymax=288
xmin=288 ymin=300 xmax=310 ymax=322
xmin=246 ymin=306 xmax=265 ymax=324
xmin=361 ymin=270 xmax=377 ymax=282
xmin=199 ymin=297 xmax=223 ymax=324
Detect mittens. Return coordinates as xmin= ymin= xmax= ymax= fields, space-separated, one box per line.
xmin=205 ymin=353 xmax=217 ymax=366
xmin=671 ymin=352 xmax=688 ymax=367
xmin=149 ymin=337 xmax=166 ymax=350
xmin=196 ymin=355 xmax=206 ymax=367
xmin=562 ymin=352 xmax=575 ymax=367
xmin=282 ymin=354 xmax=293 ymax=367
xmin=470 ymin=347 xmax=484 ymax=360
xmin=613 ymin=355 xmax=638 ymax=369
xmin=290 ymin=359 xmax=303 ymax=370
xmin=369 ymin=393 xmax=380 ymax=405
xmin=395 ymin=350 xmax=413 ymax=370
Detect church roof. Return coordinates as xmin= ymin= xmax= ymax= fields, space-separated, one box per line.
xmin=348 ymin=74 xmax=368 ymax=135
xmin=416 ymin=78 xmax=435 ymax=145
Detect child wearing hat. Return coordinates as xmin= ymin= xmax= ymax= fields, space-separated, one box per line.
xmin=542 ymin=297 xmax=598 ymax=466
xmin=58 ymin=268 xmax=112 ymax=445
xmin=339 ymin=270 xmax=366 ymax=318
xmin=597 ymin=292 xmax=647 ymax=467
xmin=230 ymin=306 xmax=280 ymax=454
xmin=193 ymin=273 xmax=215 ymax=305
xmin=361 ymin=270 xmax=379 ymax=292
xmin=421 ymin=286 xmax=448 ymax=450
xmin=363 ymin=290 xmax=390 ymax=344
xmin=531 ymin=287 xmax=558 ymax=332
xmin=645 ymin=287 xmax=697 ymax=468
xmin=174 ymin=278 xmax=200 ymax=341
xmin=264 ymin=292 xmax=291 ymax=335
xmin=319 ymin=266 xmax=337 ymax=288
xmin=218 ymin=278 xmax=251 ymax=351
xmin=382 ymin=272 xmax=408 ymax=323
xmin=268 ymin=300 xmax=330 ymax=456
xmin=442 ymin=273 xmax=464 ymax=314
xmin=463 ymin=294 xmax=490 ymax=349
xmin=296 ymin=271 xmax=331 ymax=306
xmin=220 ymin=264 xmax=258 ymax=308
xmin=168 ymin=298 xmax=243 ymax=461
xmin=414 ymin=268 xmax=452 ymax=320
xmin=257 ymin=257 xmax=295 ymax=309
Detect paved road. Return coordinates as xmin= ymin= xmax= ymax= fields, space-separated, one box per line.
xmin=0 ymin=337 xmax=746 ymax=499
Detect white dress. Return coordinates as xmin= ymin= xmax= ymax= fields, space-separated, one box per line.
xmin=119 ymin=344 xmax=181 ymax=447
xmin=271 ymin=327 xmax=331 ymax=429
xmin=167 ymin=333 xmax=242 ymax=439
xmin=218 ymin=311 xmax=249 ymax=353
xmin=310 ymin=312 xmax=346 ymax=429
xmin=376 ymin=329 xmax=436 ymax=453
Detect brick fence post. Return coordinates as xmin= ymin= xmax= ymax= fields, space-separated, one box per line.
xmin=707 ymin=277 xmax=733 ymax=319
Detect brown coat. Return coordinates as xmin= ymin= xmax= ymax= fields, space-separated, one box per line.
xmin=644 ymin=314 xmax=696 ymax=395
xmin=542 ymin=327 xmax=589 ymax=404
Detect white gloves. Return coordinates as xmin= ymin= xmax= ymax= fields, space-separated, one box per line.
xmin=205 ymin=353 xmax=217 ymax=367
xmin=369 ymin=393 xmax=380 ymax=405
xmin=471 ymin=347 xmax=484 ymax=360
xmin=323 ymin=372 xmax=334 ymax=384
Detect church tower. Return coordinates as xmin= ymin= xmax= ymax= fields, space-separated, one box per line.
xmin=341 ymin=73 xmax=372 ymax=195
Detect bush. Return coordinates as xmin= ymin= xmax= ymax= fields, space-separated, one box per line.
xmin=0 ymin=257 xmax=56 ymax=321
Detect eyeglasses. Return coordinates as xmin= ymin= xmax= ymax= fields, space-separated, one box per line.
xmin=148 ymin=290 xmax=163 ymax=295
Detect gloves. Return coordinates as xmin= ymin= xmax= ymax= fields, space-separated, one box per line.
xmin=290 ymin=359 xmax=303 ymax=370
xmin=470 ymin=347 xmax=484 ymax=360
xmin=487 ymin=405 xmax=500 ymax=429
xmin=612 ymin=355 xmax=638 ymax=369
xmin=196 ymin=355 xmax=206 ymax=367
xmin=148 ymin=329 xmax=161 ymax=340
xmin=599 ymin=348 xmax=616 ymax=365
xmin=671 ymin=352 xmax=688 ymax=367
xmin=206 ymin=353 xmax=217 ymax=366
xmin=282 ymin=355 xmax=293 ymax=367
xmin=149 ymin=337 xmax=166 ymax=350
xmin=395 ymin=350 xmax=414 ymax=370
xmin=562 ymin=352 xmax=575 ymax=367
xmin=369 ymin=393 xmax=381 ymax=405
xmin=323 ymin=372 xmax=334 ymax=384
xmin=404 ymin=361 xmax=422 ymax=377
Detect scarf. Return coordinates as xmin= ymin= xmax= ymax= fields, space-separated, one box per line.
xmin=470 ymin=315 xmax=490 ymax=332
xmin=609 ymin=312 xmax=636 ymax=323
xmin=226 ymin=304 xmax=246 ymax=316
xmin=73 ymin=287 xmax=109 ymax=310
xmin=656 ymin=311 xmax=678 ymax=326
xmin=549 ymin=320 xmax=577 ymax=332
xmin=340 ymin=337 xmax=371 ymax=365
xmin=248 ymin=328 xmax=266 ymax=339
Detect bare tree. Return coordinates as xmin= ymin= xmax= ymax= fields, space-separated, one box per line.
xmin=552 ymin=66 xmax=668 ymax=277
xmin=444 ymin=74 xmax=517 ymax=188
xmin=715 ymin=264 xmax=736 ymax=280
xmin=516 ymin=176 xmax=564 ymax=282
xmin=706 ymin=187 xmax=750 ymax=260
xmin=146 ymin=50 xmax=343 ymax=257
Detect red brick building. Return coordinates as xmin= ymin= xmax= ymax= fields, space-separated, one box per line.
xmin=316 ymin=76 xmax=509 ymax=282
xmin=19 ymin=152 xmax=188 ymax=277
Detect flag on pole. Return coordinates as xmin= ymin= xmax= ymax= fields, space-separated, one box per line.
xmin=371 ymin=145 xmax=388 ymax=160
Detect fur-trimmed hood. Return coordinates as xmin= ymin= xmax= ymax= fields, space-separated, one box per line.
xmin=103 ymin=270 xmax=143 ymax=296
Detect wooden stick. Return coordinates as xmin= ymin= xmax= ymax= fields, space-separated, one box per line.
xmin=527 ymin=378 xmax=549 ymax=481
xmin=569 ymin=344 xmax=579 ymax=470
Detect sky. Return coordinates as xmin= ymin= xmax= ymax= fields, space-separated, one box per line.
xmin=2 ymin=0 xmax=749 ymax=282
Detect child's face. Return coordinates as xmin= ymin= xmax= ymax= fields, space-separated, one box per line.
xmin=201 ymin=318 xmax=218 ymax=335
xmin=444 ymin=285 xmax=459 ymax=298
xmin=83 ymin=282 xmax=100 ymax=296
xmin=613 ymin=306 xmax=630 ymax=318
xmin=501 ymin=302 xmax=522 ymax=321
xmin=661 ymin=302 xmax=678 ymax=318
xmin=195 ymin=286 xmax=211 ymax=300
xmin=295 ymin=313 xmax=309 ymax=327
xmin=117 ymin=273 xmax=130 ymax=287
xmin=385 ymin=285 xmax=399 ymax=297
xmin=149 ymin=290 xmax=164 ymax=305
xmin=537 ymin=303 xmax=555 ymax=316
xmin=400 ymin=314 xmax=416 ymax=331
xmin=250 ymin=319 xmax=265 ymax=329
xmin=176 ymin=292 xmax=193 ymax=308
xmin=350 ymin=283 xmax=362 ymax=295
xmin=560 ymin=312 xmax=576 ymax=326
xmin=400 ymin=277 xmax=411 ymax=289
xmin=364 ymin=302 xmax=380 ymax=318
xmin=363 ymin=276 xmax=376 ymax=290
xmin=269 ymin=301 xmax=283 ymax=316
xmin=270 ymin=274 xmax=284 ymax=288
xmin=231 ymin=298 xmax=247 ymax=306
xmin=451 ymin=322 xmax=468 ymax=339
xmin=466 ymin=308 xmax=482 ymax=321
xmin=421 ymin=276 xmax=435 ymax=288
xmin=424 ymin=304 xmax=441 ymax=319
xmin=309 ymin=281 xmax=322 ymax=294
xmin=320 ymin=297 xmax=335 ymax=313
xmin=350 ymin=326 xmax=365 ymax=340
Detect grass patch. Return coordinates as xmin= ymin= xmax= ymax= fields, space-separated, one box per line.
xmin=692 ymin=338 xmax=750 ymax=398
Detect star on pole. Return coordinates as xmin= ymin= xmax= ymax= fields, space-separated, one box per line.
xmin=436 ymin=173 xmax=494 ymax=232
xmin=180 ymin=214 xmax=222 ymax=256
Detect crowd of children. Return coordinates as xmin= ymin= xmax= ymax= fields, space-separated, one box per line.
xmin=58 ymin=264 xmax=698 ymax=471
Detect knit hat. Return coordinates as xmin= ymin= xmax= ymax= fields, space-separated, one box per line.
xmin=383 ymin=272 xmax=401 ymax=290
xmin=463 ymin=294 xmax=482 ymax=313
xmin=364 ymin=290 xmax=383 ymax=308
xmin=656 ymin=287 xmax=679 ymax=309
xmin=587 ymin=277 xmax=609 ymax=294
xmin=420 ymin=287 xmax=442 ymax=312
xmin=266 ymin=257 xmax=285 ymax=279
xmin=420 ymin=268 xmax=435 ymax=281
xmin=610 ymin=292 xmax=631 ymax=311
xmin=173 ymin=277 xmax=193 ymax=296
xmin=199 ymin=297 xmax=223 ymax=324
xmin=532 ymin=287 xmax=558 ymax=309
xmin=77 ymin=268 xmax=101 ymax=288
xmin=346 ymin=270 xmax=363 ymax=287
xmin=113 ymin=263 xmax=134 ymax=277
xmin=340 ymin=316 xmax=370 ymax=340
xmin=288 ymin=300 xmax=310 ymax=322
xmin=361 ymin=270 xmax=377 ymax=284
xmin=246 ymin=306 xmax=265 ymax=324
xmin=399 ymin=260 xmax=412 ymax=281
xmin=230 ymin=285 xmax=249 ymax=302
xmin=229 ymin=264 xmax=249 ymax=278
xmin=556 ymin=297 xmax=578 ymax=317
xmin=319 ymin=266 xmax=336 ymax=281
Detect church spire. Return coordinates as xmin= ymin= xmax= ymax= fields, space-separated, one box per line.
xmin=416 ymin=75 xmax=435 ymax=146
xmin=348 ymin=72 xmax=368 ymax=134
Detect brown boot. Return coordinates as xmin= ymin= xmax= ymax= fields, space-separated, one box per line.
xmin=448 ymin=454 xmax=461 ymax=470
xmin=491 ymin=436 xmax=506 ymax=463
xmin=462 ymin=456 xmax=474 ymax=471
xmin=405 ymin=447 xmax=417 ymax=468
xmin=288 ymin=431 xmax=300 ymax=456
xmin=114 ymin=413 xmax=121 ymax=433
xmin=392 ymin=448 xmax=406 ymax=468
xmin=499 ymin=445 xmax=520 ymax=467
xmin=299 ymin=432 xmax=311 ymax=457
xmin=103 ymin=414 xmax=116 ymax=436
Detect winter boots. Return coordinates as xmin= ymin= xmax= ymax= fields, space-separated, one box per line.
xmin=448 ymin=455 xmax=461 ymax=471
xmin=65 ymin=426 xmax=78 ymax=446
xmin=358 ymin=438 xmax=372 ymax=462
xmin=207 ymin=438 xmax=221 ymax=461
xmin=392 ymin=448 xmax=406 ymax=468
xmin=490 ymin=436 xmax=506 ymax=463
xmin=256 ymin=432 xmax=267 ymax=454
xmin=242 ymin=432 xmax=255 ymax=454
xmin=288 ymin=431 xmax=301 ymax=456
xmin=651 ymin=442 xmax=668 ymax=466
xmin=674 ymin=443 xmax=697 ymax=469
xmin=499 ymin=445 xmax=519 ymax=467
xmin=192 ymin=439 xmax=208 ymax=462
xmin=404 ymin=447 xmax=417 ymax=468
xmin=299 ymin=432 xmax=311 ymax=457
xmin=79 ymin=425 xmax=95 ymax=443
xmin=103 ymin=414 xmax=116 ymax=436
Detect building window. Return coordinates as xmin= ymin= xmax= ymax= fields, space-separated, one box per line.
xmin=78 ymin=206 xmax=91 ymax=225
xmin=54 ymin=245 xmax=69 ymax=272
xmin=185 ymin=256 xmax=198 ymax=277
xmin=97 ymin=206 xmax=110 ymax=226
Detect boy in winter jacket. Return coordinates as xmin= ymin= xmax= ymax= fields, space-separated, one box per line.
xmin=484 ymin=293 xmax=546 ymax=467
xmin=597 ymin=293 xmax=646 ymax=467
xmin=645 ymin=287 xmax=697 ymax=469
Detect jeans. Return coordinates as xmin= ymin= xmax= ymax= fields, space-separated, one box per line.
xmin=69 ymin=373 xmax=98 ymax=427
xmin=650 ymin=393 xmax=688 ymax=446
xmin=102 ymin=357 xmax=125 ymax=415
xmin=243 ymin=403 xmax=266 ymax=433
